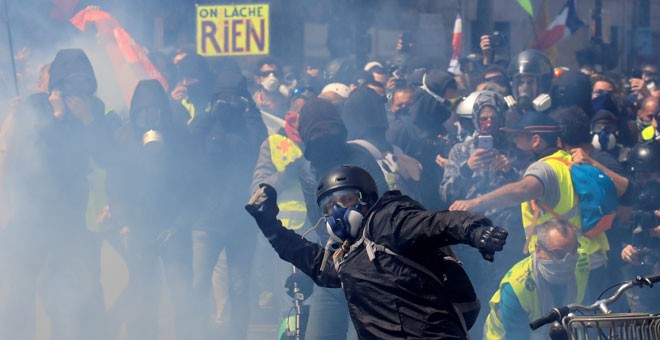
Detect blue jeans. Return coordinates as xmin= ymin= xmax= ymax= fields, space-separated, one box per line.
xmin=305 ymin=286 xmax=358 ymax=340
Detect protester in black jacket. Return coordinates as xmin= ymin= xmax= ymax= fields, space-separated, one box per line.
xmin=0 ymin=48 xmax=115 ymax=340
xmin=105 ymin=79 xmax=193 ymax=340
xmin=246 ymin=165 xmax=508 ymax=339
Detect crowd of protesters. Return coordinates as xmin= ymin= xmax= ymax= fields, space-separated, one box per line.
xmin=0 ymin=6 xmax=659 ymax=340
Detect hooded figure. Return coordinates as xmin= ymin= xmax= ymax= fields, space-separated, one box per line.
xmin=472 ymin=90 xmax=509 ymax=149
xmin=187 ymin=69 xmax=268 ymax=340
xmin=48 ymin=48 xmax=98 ymax=97
xmin=386 ymin=69 xmax=456 ymax=209
xmin=129 ymin=79 xmax=175 ymax=147
xmin=342 ymin=86 xmax=389 ymax=148
xmin=105 ymin=79 xmax=193 ymax=340
xmin=411 ymin=69 xmax=456 ymax=137
xmin=0 ymin=48 xmax=113 ymax=340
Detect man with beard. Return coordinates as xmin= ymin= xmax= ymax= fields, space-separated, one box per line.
xmin=0 ymin=48 xmax=113 ymax=340
xmin=105 ymin=79 xmax=193 ymax=340
xmin=295 ymin=98 xmax=387 ymax=340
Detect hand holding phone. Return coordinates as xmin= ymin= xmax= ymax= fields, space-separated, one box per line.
xmin=476 ymin=135 xmax=494 ymax=150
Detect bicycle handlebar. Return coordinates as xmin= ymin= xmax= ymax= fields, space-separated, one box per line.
xmin=529 ymin=306 xmax=569 ymax=331
xmin=529 ymin=274 xmax=660 ymax=330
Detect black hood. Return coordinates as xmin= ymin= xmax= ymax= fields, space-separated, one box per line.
xmin=129 ymin=79 xmax=173 ymax=128
xmin=48 ymin=48 xmax=97 ymax=95
xmin=342 ymin=86 xmax=388 ymax=140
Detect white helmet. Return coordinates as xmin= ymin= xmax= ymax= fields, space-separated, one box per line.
xmin=455 ymin=91 xmax=487 ymax=119
xmin=321 ymin=83 xmax=350 ymax=99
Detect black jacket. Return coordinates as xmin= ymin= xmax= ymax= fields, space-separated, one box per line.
xmin=256 ymin=191 xmax=489 ymax=339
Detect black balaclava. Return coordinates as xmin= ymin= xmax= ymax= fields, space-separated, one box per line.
xmin=176 ymin=53 xmax=213 ymax=103
xmin=342 ymin=86 xmax=389 ymax=143
xmin=299 ymin=98 xmax=348 ymax=172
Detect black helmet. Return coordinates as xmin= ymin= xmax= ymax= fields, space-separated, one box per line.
xmin=510 ymin=49 xmax=554 ymax=97
xmin=316 ymin=165 xmax=379 ymax=206
xmin=629 ymin=141 xmax=660 ymax=173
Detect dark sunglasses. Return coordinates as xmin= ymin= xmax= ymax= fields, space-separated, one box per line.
xmin=258 ymin=70 xmax=282 ymax=78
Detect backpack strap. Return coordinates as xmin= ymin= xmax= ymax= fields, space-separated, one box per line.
xmin=524 ymin=199 xmax=583 ymax=254
xmin=348 ymin=139 xmax=383 ymax=159
xmin=358 ymin=211 xmax=473 ymax=337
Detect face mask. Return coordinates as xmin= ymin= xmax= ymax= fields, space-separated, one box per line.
xmin=478 ymin=117 xmax=500 ymax=135
xmin=591 ymin=131 xmax=617 ymax=151
xmin=535 ymin=252 xmax=579 ymax=285
xmin=325 ymin=202 xmax=364 ymax=243
xmin=637 ymin=116 xmax=653 ymax=131
xmin=262 ymin=75 xmax=280 ymax=92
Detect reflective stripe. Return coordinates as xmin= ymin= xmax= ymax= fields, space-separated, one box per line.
xmin=181 ymin=98 xmax=195 ymax=125
xmin=277 ymin=200 xmax=306 ymax=230
xmin=181 ymin=98 xmax=211 ymax=125
xmin=267 ymin=134 xmax=306 ymax=230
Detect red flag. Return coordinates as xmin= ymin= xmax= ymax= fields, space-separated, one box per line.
xmin=70 ymin=7 xmax=168 ymax=106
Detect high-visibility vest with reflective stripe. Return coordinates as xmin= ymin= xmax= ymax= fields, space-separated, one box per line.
xmin=521 ymin=150 xmax=609 ymax=256
xmin=181 ymin=98 xmax=211 ymax=125
xmin=268 ymin=134 xmax=306 ymax=230
xmin=484 ymin=252 xmax=590 ymax=339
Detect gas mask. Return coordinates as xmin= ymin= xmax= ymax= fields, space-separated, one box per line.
xmin=261 ymin=74 xmax=280 ymax=93
xmin=535 ymin=251 xmax=579 ymax=285
xmin=592 ymin=131 xmax=617 ymax=151
xmin=320 ymin=189 xmax=365 ymax=243
xmin=517 ymin=84 xmax=552 ymax=112
xmin=134 ymin=107 xmax=165 ymax=148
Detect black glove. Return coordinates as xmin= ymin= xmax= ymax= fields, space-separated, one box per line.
xmin=469 ymin=224 xmax=508 ymax=262
xmin=245 ymin=183 xmax=279 ymax=225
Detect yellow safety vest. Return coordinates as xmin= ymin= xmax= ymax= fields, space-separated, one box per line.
xmin=641 ymin=125 xmax=656 ymax=141
xmin=484 ymin=252 xmax=590 ymax=339
xmin=521 ymin=150 xmax=609 ymax=256
xmin=181 ymin=98 xmax=211 ymax=125
xmin=268 ymin=134 xmax=307 ymax=230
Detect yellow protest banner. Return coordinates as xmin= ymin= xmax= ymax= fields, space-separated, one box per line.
xmin=196 ymin=4 xmax=269 ymax=57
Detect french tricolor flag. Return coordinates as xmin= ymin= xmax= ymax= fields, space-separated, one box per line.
xmin=532 ymin=0 xmax=585 ymax=50
xmin=448 ymin=13 xmax=462 ymax=74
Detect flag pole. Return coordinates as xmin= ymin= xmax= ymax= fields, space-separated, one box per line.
xmin=3 ymin=0 xmax=19 ymax=96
